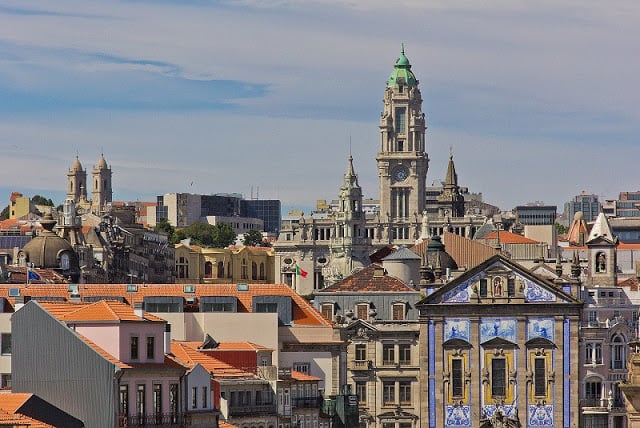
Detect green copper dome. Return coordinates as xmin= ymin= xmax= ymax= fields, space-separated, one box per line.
xmin=388 ymin=45 xmax=417 ymax=87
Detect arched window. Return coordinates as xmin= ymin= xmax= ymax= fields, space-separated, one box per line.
xmin=204 ymin=261 xmax=213 ymax=278
xmin=252 ymin=262 xmax=257 ymax=280
xmin=611 ymin=334 xmax=626 ymax=370
xmin=259 ymin=263 xmax=265 ymax=280
xmin=241 ymin=259 xmax=248 ymax=280
xmin=596 ymin=252 xmax=607 ymax=273
xmin=60 ymin=252 xmax=70 ymax=270
xmin=176 ymin=256 xmax=189 ymax=279
xmin=217 ymin=261 xmax=224 ymax=278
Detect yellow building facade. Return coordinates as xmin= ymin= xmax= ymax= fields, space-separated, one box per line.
xmin=174 ymin=243 xmax=275 ymax=284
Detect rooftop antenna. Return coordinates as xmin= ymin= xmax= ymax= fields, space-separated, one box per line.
xmin=349 ymin=135 xmax=352 ymax=157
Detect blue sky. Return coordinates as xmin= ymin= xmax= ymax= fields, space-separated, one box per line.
xmin=0 ymin=0 xmax=638 ymax=214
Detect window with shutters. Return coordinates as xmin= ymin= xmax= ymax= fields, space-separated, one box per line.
xmin=392 ymin=303 xmax=405 ymax=320
xmin=356 ymin=303 xmax=369 ymax=320
xmin=321 ymin=303 xmax=334 ymax=321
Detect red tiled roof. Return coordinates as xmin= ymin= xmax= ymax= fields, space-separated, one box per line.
xmin=0 ymin=283 xmax=331 ymax=326
xmin=4 ymin=266 xmax=67 ymax=284
xmin=290 ymin=370 xmax=321 ymax=382
xmin=214 ymin=342 xmax=273 ymax=351
xmin=219 ymin=421 xmax=238 ymax=428
xmin=482 ymin=231 xmax=540 ymax=244
xmin=320 ymin=263 xmax=415 ymax=293
xmin=40 ymin=301 xmax=165 ymax=323
xmin=171 ymin=342 xmax=256 ymax=379
xmin=0 ymin=392 xmax=32 ymax=413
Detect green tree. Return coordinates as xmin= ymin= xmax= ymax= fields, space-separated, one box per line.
xmin=32 ymin=195 xmax=54 ymax=206
xmin=154 ymin=218 xmax=177 ymax=244
xmin=555 ymin=222 xmax=569 ymax=235
xmin=0 ymin=205 xmax=8 ymax=220
xmin=212 ymin=223 xmax=237 ymax=248
xmin=175 ymin=221 xmax=236 ymax=248
xmin=243 ymin=229 xmax=265 ymax=247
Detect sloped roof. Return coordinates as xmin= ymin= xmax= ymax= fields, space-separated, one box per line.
xmin=171 ymin=342 xmax=256 ymax=379
xmin=290 ymin=369 xmax=321 ymax=382
xmin=382 ymin=246 xmax=421 ymax=261
xmin=319 ymin=263 xmax=415 ymax=293
xmin=1 ymin=283 xmax=331 ymax=326
xmin=413 ymin=231 xmax=498 ymax=270
xmin=40 ymin=300 xmax=165 ymax=323
xmin=482 ymin=231 xmax=540 ymax=244
xmin=587 ymin=212 xmax=617 ymax=244
xmin=213 ymin=342 xmax=273 ymax=352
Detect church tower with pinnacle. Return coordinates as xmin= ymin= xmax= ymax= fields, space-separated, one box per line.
xmin=377 ymin=45 xmax=429 ymax=241
xmin=91 ymin=153 xmax=113 ymax=215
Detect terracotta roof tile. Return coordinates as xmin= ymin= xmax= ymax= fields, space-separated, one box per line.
xmin=0 ymin=392 xmax=32 ymax=413
xmin=482 ymin=231 xmax=540 ymax=244
xmin=41 ymin=301 xmax=165 ymax=323
xmin=290 ymin=370 xmax=321 ymax=382
xmin=1 ymin=283 xmax=331 ymax=326
xmin=320 ymin=264 xmax=415 ymax=293
xmin=171 ymin=342 xmax=256 ymax=379
xmin=214 ymin=342 xmax=273 ymax=351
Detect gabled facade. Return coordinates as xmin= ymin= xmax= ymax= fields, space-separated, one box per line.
xmin=417 ymin=254 xmax=582 ymax=428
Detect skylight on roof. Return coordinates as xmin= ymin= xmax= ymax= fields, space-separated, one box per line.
xmin=184 ymin=285 xmax=195 ymax=293
xmin=126 ymin=284 xmax=138 ymax=292
xmin=237 ymin=283 xmax=249 ymax=291
xmin=8 ymin=288 xmax=20 ymax=297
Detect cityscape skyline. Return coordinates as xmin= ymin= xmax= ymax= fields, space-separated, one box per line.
xmin=1 ymin=1 xmax=638 ymax=213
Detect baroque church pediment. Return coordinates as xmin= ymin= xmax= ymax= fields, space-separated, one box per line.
xmin=524 ymin=337 xmax=556 ymax=348
xmin=418 ymin=255 xmax=580 ymax=306
xmin=481 ymin=337 xmax=518 ymax=349
xmin=443 ymin=338 xmax=473 ymax=348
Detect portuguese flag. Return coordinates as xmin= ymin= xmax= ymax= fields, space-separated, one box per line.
xmin=295 ymin=265 xmax=308 ymax=278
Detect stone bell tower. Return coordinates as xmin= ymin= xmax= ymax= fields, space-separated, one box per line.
xmin=377 ymin=45 xmax=429 ymax=242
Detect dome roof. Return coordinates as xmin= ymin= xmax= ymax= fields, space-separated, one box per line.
xmin=20 ymin=213 xmax=80 ymax=278
xmin=96 ymin=154 xmax=108 ymax=169
xmin=423 ymin=235 xmax=458 ymax=271
xmin=70 ymin=156 xmax=83 ymax=172
xmin=388 ymin=45 xmax=418 ymax=87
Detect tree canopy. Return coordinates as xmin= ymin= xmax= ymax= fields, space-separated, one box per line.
xmin=243 ymin=229 xmax=267 ymax=247
xmin=32 ymin=195 xmax=54 ymax=206
xmin=174 ymin=221 xmax=236 ymax=248
xmin=154 ymin=218 xmax=177 ymax=244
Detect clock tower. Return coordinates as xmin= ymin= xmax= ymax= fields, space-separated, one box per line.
xmin=377 ymin=46 xmax=429 ymax=241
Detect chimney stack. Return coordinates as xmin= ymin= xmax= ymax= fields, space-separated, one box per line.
xmin=133 ymin=302 xmax=144 ymax=319
xmin=165 ymin=324 xmax=172 ymax=354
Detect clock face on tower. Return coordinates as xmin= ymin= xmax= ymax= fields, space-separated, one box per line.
xmin=393 ymin=166 xmax=409 ymax=182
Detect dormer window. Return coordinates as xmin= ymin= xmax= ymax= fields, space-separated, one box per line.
xmin=356 ymin=303 xmax=369 ymax=320
xmin=392 ymin=303 xmax=405 ymax=321
xmin=321 ymin=303 xmax=334 ymax=321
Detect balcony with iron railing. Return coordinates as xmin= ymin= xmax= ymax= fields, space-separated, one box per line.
xmin=292 ymin=396 xmax=322 ymax=409
xmin=350 ymin=360 xmax=373 ymax=371
xmin=580 ymin=398 xmax=626 ymax=412
xmin=117 ymin=413 xmax=190 ymax=427
xmin=229 ymin=403 xmax=277 ymax=416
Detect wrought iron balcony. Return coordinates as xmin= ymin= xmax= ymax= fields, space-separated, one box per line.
xmin=117 ymin=412 xmax=190 ymax=427
xmin=229 ymin=403 xmax=276 ymax=416
xmin=292 ymin=396 xmax=322 ymax=408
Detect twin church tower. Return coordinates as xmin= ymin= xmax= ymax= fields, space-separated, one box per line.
xmin=66 ymin=153 xmax=113 ymax=215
